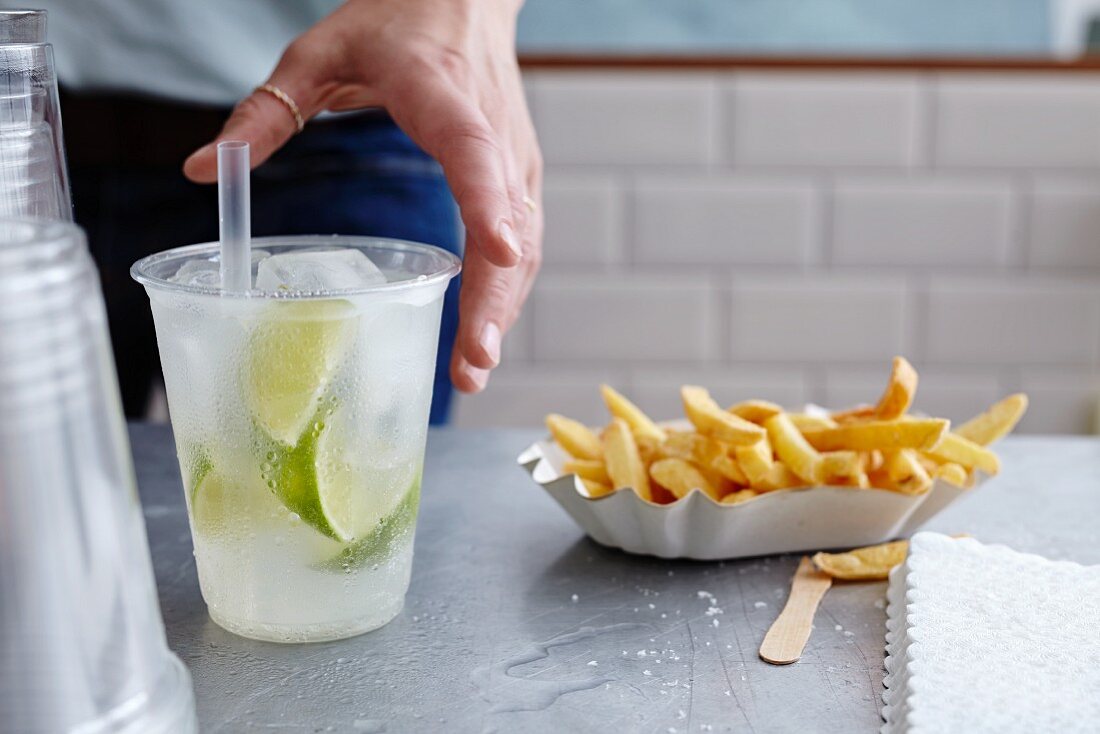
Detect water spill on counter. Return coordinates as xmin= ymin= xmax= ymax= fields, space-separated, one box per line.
xmin=471 ymin=623 xmax=650 ymax=712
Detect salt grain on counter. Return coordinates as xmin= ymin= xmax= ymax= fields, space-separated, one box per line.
xmin=835 ymin=624 xmax=843 ymax=631
xmin=571 ymin=594 xmax=578 ymax=602
xmin=753 ymin=601 xmax=767 ymax=609
xmin=587 ymin=661 xmax=598 ymax=666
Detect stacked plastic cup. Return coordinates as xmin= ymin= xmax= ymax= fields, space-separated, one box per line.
xmin=0 ymin=219 xmax=196 ymax=733
xmin=0 ymin=9 xmax=72 ymax=219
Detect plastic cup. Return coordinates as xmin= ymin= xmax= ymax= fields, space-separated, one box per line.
xmin=0 ymin=219 xmax=196 ymax=733
xmin=132 ymin=236 xmax=460 ymax=643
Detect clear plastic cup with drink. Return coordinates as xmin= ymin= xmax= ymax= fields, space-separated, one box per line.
xmin=133 ymin=237 xmax=460 ymax=643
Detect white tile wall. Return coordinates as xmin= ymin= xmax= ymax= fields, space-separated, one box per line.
xmin=531 ymin=274 xmax=718 ymax=362
xmin=935 ymin=75 xmax=1100 ymax=168
xmin=530 ymin=73 xmax=714 ymax=166
xmin=926 ymin=277 xmax=1100 ymax=364
xmin=452 ymin=365 xmax=623 ymax=428
xmin=541 ymin=174 xmax=624 ymax=265
xmin=730 ymin=274 xmax=908 ymax=362
xmin=452 ymin=69 xmax=1100 ymax=433
xmin=728 ymin=73 xmax=922 ymax=167
xmin=634 ymin=176 xmax=819 ymax=265
xmin=832 ymin=176 xmax=1013 ymax=266
xmin=1018 ymin=370 xmax=1100 ymax=434
xmin=1029 ymin=176 xmax=1100 ymax=269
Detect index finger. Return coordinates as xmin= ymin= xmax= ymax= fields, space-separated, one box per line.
xmin=182 ymin=39 xmax=331 ymax=183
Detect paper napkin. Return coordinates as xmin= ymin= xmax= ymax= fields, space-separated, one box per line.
xmin=883 ymin=532 xmax=1100 ymax=733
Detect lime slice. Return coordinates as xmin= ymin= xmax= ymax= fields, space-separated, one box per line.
xmin=263 ymin=406 xmax=411 ymax=544
xmin=186 ymin=445 xmax=274 ymax=538
xmin=190 ymin=469 xmax=232 ymax=537
xmin=245 ymin=299 xmax=358 ymax=446
xmin=316 ymin=475 xmax=421 ymax=573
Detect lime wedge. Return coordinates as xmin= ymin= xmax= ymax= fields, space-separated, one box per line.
xmin=316 ymin=475 xmax=421 ymax=573
xmin=263 ymin=406 xmax=412 ymax=544
xmin=190 ymin=468 xmax=232 ymax=537
xmin=186 ymin=445 xmax=274 ymax=538
xmin=245 ymin=299 xmax=358 ymax=446
xmin=264 ymin=416 xmax=353 ymax=542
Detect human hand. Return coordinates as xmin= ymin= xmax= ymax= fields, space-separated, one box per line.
xmin=184 ymin=0 xmax=542 ymax=393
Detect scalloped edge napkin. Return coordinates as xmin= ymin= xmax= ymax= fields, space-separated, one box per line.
xmin=883 ymin=532 xmax=1100 ymax=733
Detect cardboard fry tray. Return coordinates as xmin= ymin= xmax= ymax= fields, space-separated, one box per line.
xmin=517 ymin=425 xmax=980 ymax=560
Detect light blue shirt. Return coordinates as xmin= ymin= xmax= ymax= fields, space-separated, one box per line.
xmin=15 ymin=1 xmax=340 ymax=105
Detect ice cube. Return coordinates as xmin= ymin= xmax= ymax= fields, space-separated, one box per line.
xmin=169 ymin=250 xmax=271 ymax=289
xmin=255 ymin=248 xmax=386 ymax=293
xmin=169 ymin=258 xmax=221 ymax=288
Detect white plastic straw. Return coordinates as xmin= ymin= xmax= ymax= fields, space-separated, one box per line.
xmin=217 ymin=141 xmax=251 ymax=292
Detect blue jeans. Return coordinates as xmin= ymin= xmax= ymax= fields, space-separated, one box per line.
xmin=69 ymin=109 xmax=461 ymax=424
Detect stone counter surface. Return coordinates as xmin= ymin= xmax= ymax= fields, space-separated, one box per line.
xmin=131 ymin=425 xmax=1100 ymax=733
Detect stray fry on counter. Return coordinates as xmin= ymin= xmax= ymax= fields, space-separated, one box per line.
xmin=813 ymin=540 xmax=909 ymax=580
xmin=812 ymin=534 xmax=972 ymax=581
xmin=544 ymin=357 xmax=1027 ymax=504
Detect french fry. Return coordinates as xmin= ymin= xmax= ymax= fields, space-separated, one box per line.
xmin=764 ymin=413 xmax=823 ymax=484
xmin=603 ymin=418 xmax=652 ymax=501
xmin=813 ymin=540 xmax=908 ymax=581
xmin=712 ymin=453 xmax=749 ymax=485
xmin=728 ymin=399 xmax=783 ymax=424
xmin=802 ymin=418 xmax=948 ymax=452
xmin=954 ymin=393 xmax=1028 ymax=446
xmin=735 ymin=436 xmax=774 ymax=486
xmin=659 ymin=432 xmax=743 ymax=483
xmin=916 ymin=454 xmax=941 ymax=474
xmin=883 ymin=449 xmax=933 ymax=495
xmin=874 ymin=356 xmax=918 ymax=420
xmin=820 ymin=451 xmax=863 ymax=484
xmin=756 ymin=462 xmax=803 ymax=492
xmin=788 ymin=413 xmax=838 ymax=432
xmin=720 ymin=489 xmax=758 ymax=505
xmin=563 ymin=459 xmax=610 ymax=485
xmin=925 ymin=432 xmax=1000 ymax=475
xmin=547 ymin=358 xmax=1024 ymax=506
xmin=545 ymin=414 xmax=602 ymax=460
xmin=681 ymin=386 xmax=766 ymax=446
xmin=636 ymin=435 xmax=661 ymax=469
xmin=580 ymin=479 xmax=614 ymax=499
xmin=659 ymin=430 xmax=701 ymax=461
xmin=934 ymin=462 xmax=970 ymax=488
xmin=600 ymin=384 xmax=667 ymax=443
xmin=831 ymin=404 xmax=876 ymax=424
xmin=850 ymin=471 xmax=871 ymax=489
xmin=650 ymin=458 xmax=720 ymax=501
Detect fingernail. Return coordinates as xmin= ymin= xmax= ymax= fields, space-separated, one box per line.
xmin=498 ymin=220 xmax=523 ymax=261
xmin=467 ymin=366 xmax=490 ymax=392
xmin=479 ymin=323 xmax=502 ymax=368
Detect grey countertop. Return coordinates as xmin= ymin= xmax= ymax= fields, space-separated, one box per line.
xmin=131 ymin=425 xmax=1100 ymax=734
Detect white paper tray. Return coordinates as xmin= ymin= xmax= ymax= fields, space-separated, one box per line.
xmin=518 ymin=436 xmax=981 ymax=560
